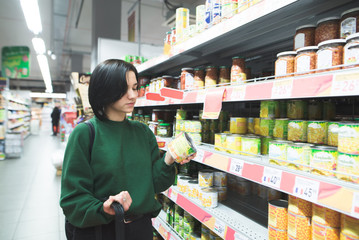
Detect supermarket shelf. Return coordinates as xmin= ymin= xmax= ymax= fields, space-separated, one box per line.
xmin=191 ymin=144 xmax=359 ymax=219
xmin=152 ymin=211 xmax=183 ymax=240
xmin=8 ymin=122 xmax=24 ymax=129
xmin=8 ymin=114 xmax=31 ymax=120
xmin=135 ymin=67 xmax=359 ymax=107
xmin=137 ymin=0 xmax=358 ymax=76
xmin=8 ymin=107 xmax=30 ymax=111
xmin=163 ymin=186 xmax=267 ymax=240
xmin=7 ymin=97 xmax=29 ymax=106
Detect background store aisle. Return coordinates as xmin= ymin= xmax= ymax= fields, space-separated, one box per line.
xmin=0 ymin=125 xmax=66 ymax=239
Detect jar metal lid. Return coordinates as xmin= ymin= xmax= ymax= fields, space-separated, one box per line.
xmin=295 ymin=24 xmax=316 ymax=31
xmin=194 ymin=67 xmax=203 ymax=70
xmin=296 ymin=46 xmax=318 ymax=53
xmin=162 ymin=75 xmax=173 ymax=78
xmin=159 ymin=123 xmax=171 ymax=126
xmin=219 ymin=66 xmax=229 ymax=68
xmin=316 ymin=16 xmax=340 ymax=25
xmin=181 ymin=68 xmax=194 ymax=71
xmin=341 ymin=7 xmax=359 ymax=18
xmin=318 ymin=39 xmax=346 ymax=48
xmin=232 ymin=56 xmax=244 ymax=59
xmin=346 ymin=32 xmax=359 ymax=42
xmin=206 ymin=65 xmax=217 ymax=68
xmin=276 ymin=51 xmax=297 ymax=57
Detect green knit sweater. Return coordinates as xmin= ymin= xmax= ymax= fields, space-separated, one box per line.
xmin=60 ymin=117 xmax=175 ymax=228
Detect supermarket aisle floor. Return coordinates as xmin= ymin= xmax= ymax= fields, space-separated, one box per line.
xmin=0 ymin=126 xmax=66 ymax=240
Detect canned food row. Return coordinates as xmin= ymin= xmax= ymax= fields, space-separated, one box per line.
xmin=268 ymin=140 xmax=359 ymax=183
xmin=268 ymin=196 xmax=359 ymax=240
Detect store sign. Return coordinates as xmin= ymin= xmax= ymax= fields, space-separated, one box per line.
xmin=128 ymin=11 xmax=135 ymax=42
xmin=1 ymin=46 xmax=30 ymax=78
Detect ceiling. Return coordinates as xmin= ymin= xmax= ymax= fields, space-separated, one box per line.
xmin=0 ymin=0 xmax=200 ymax=93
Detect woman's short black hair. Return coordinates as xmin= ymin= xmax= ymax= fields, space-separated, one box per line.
xmin=88 ymin=59 xmax=138 ymax=121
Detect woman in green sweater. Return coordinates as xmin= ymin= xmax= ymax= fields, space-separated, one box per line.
xmin=60 ymin=59 xmax=194 ymax=239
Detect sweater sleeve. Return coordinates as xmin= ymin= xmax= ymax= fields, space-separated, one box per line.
xmin=60 ymin=123 xmax=113 ymax=228
xmin=145 ymin=124 xmax=176 ymax=193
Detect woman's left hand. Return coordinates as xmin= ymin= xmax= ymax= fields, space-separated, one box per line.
xmin=179 ymin=152 xmax=197 ymax=165
xmin=164 ymin=151 xmax=197 ymax=165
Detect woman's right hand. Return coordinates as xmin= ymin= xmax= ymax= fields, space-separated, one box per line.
xmin=103 ymin=191 xmax=132 ymax=215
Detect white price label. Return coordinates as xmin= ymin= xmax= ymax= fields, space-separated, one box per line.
xmin=271 ymin=78 xmax=293 ymax=99
xmin=213 ymin=219 xmax=226 ymax=238
xmin=229 ymin=158 xmax=244 ymax=176
xmin=231 ymin=85 xmax=246 ymax=100
xmin=351 ymin=191 xmax=359 ymax=218
xmin=170 ymin=188 xmax=178 ymax=202
xmin=234 ymin=232 xmax=249 ymax=240
xmin=293 ymin=176 xmax=320 ymax=203
xmin=194 ymin=149 xmax=205 ymax=163
xmin=153 ymin=218 xmax=160 ymax=230
xmin=331 ymin=73 xmax=359 ymax=96
xmin=169 ymin=234 xmax=177 ymax=240
xmin=196 ymin=90 xmax=207 ymax=103
xmin=262 ymin=167 xmax=282 ymax=189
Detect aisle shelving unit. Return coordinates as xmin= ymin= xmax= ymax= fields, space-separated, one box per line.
xmin=133 ymin=0 xmax=359 ymax=239
xmin=152 ymin=211 xmax=183 ymax=240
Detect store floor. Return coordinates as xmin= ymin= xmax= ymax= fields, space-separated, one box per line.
xmin=0 ymin=126 xmax=66 ymax=240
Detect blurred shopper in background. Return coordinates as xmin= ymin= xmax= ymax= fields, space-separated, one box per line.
xmin=51 ymin=105 xmax=61 ymax=136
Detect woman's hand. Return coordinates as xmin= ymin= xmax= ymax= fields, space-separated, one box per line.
xmin=164 ymin=151 xmax=197 ymax=165
xmin=103 ymin=191 xmax=132 ymax=215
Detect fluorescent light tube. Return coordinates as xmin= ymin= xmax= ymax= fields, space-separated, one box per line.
xmin=30 ymin=92 xmax=66 ymax=98
xmin=36 ymin=55 xmax=53 ymax=93
xmin=32 ymin=37 xmax=46 ymax=55
xmin=20 ymin=0 xmax=42 ymax=34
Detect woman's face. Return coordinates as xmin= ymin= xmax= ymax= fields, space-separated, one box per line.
xmin=106 ymin=71 xmax=138 ymax=118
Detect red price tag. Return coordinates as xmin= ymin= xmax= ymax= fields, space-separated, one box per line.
xmin=271 ymin=78 xmax=293 ymax=99
xmin=332 ymin=72 xmax=359 ymax=96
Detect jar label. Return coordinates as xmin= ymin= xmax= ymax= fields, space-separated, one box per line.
xmin=341 ymin=17 xmax=357 ymax=38
xmin=185 ymin=73 xmax=194 ymax=90
xmin=158 ymin=128 xmax=168 ymax=136
xmin=297 ymin=55 xmax=311 ymax=73
xmin=276 ymin=60 xmax=287 ymax=76
xmin=317 ymin=49 xmax=333 ymax=69
xmin=294 ymin=33 xmax=305 ymax=50
xmin=344 ymin=44 xmax=359 ymax=65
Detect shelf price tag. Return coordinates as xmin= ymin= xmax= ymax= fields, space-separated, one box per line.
xmin=262 ymin=167 xmax=282 ymax=189
xmin=351 ymin=192 xmax=359 ymax=218
xmin=230 ymin=85 xmax=246 ymax=101
xmin=331 ymin=72 xmax=359 ymax=96
xmin=271 ymin=78 xmax=293 ymax=99
xmin=229 ymin=158 xmax=244 ymax=176
xmin=196 ymin=90 xmax=206 ymax=103
xmin=169 ymin=234 xmax=177 ymax=240
xmin=234 ymin=232 xmax=249 ymax=240
xmin=169 ymin=188 xmax=178 ymax=202
xmin=293 ymin=176 xmax=320 ymax=203
xmin=213 ymin=219 xmax=226 ymax=238
xmin=194 ymin=149 xmax=205 ymax=163
xmin=153 ymin=218 xmax=160 ymax=230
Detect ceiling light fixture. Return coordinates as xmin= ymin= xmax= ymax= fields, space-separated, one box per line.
xmin=32 ymin=37 xmax=46 ymax=55
xmin=30 ymin=92 xmax=66 ymax=99
xmin=20 ymin=0 xmax=42 ymax=34
xmin=36 ymin=55 xmax=53 ymax=93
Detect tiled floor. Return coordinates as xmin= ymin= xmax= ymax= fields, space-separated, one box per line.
xmin=0 ymin=126 xmax=66 ymax=239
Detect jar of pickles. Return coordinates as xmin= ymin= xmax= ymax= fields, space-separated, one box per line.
xmin=294 ymin=24 xmax=316 ymax=50
xmin=340 ymin=7 xmax=359 ymax=39
xmin=315 ymin=17 xmax=340 ymax=45
xmin=294 ymin=46 xmax=318 ymax=75
xmin=181 ymin=68 xmax=194 ymax=90
xmin=219 ymin=66 xmax=230 ymax=85
xmin=205 ymin=66 xmax=218 ymax=88
xmin=231 ymin=56 xmax=246 ymax=84
xmin=275 ymin=51 xmax=296 ymax=78
xmin=316 ymin=39 xmax=346 ymax=72
xmin=158 ymin=123 xmax=172 ymax=137
xmin=344 ymin=32 xmax=359 ymax=68
xmin=193 ymin=68 xmax=205 ymax=89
